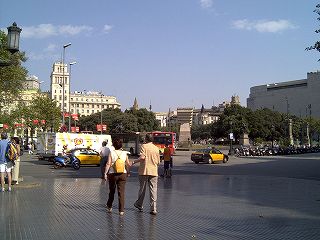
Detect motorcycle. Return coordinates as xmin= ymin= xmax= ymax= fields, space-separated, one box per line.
xmin=53 ymin=154 xmax=80 ymax=170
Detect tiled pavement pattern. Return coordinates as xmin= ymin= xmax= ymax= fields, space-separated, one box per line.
xmin=1 ymin=157 xmax=320 ymax=239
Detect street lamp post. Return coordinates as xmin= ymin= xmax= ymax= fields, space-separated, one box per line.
xmin=271 ymin=125 xmax=275 ymax=148
xmin=62 ymin=43 xmax=71 ymax=127
xmin=0 ymin=22 xmax=22 ymax=67
xmin=306 ymin=104 xmax=312 ymax=146
xmin=228 ymin=120 xmax=233 ymax=155
xmin=38 ymin=81 xmax=44 ymax=93
xmin=100 ymin=93 xmax=104 ymax=135
xmin=68 ymin=61 xmax=76 ymax=132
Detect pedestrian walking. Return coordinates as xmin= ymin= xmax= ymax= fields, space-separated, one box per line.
xmin=163 ymin=143 xmax=172 ymax=178
xmin=132 ymin=133 xmax=161 ymax=215
xmin=11 ymin=137 xmax=21 ymax=185
xmin=0 ymin=132 xmax=13 ymax=192
xmin=100 ymin=140 xmax=111 ymax=179
xmin=28 ymin=142 xmax=33 ymax=154
xmin=104 ymin=138 xmax=131 ymax=216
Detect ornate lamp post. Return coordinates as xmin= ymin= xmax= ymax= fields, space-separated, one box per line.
xmin=0 ymin=22 xmax=22 ymax=67
xmin=7 ymin=22 xmax=22 ymax=53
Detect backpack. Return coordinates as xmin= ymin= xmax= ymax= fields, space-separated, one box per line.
xmin=112 ymin=151 xmax=125 ymax=173
xmin=6 ymin=142 xmax=18 ymax=162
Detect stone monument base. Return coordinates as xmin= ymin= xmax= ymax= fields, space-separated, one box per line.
xmin=239 ymin=133 xmax=249 ymax=146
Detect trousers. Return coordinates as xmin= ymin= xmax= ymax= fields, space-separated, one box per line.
xmin=107 ymin=173 xmax=127 ymax=212
xmin=135 ymin=175 xmax=158 ymax=212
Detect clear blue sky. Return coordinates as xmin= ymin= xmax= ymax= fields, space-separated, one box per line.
xmin=1 ymin=0 xmax=319 ymax=112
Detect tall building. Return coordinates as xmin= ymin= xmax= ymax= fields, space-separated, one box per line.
xmin=177 ymin=108 xmax=194 ymax=127
xmin=193 ymin=105 xmax=221 ymax=125
xmin=70 ymin=91 xmax=120 ymax=116
xmin=50 ymin=62 xmax=121 ymax=117
xmin=247 ymin=72 xmax=320 ymax=118
xmin=1 ymin=75 xmax=46 ymax=115
xmin=154 ymin=112 xmax=168 ymax=127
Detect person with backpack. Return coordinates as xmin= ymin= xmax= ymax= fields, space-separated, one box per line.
xmin=0 ymin=132 xmax=13 ymax=192
xmin=104 ymin=138 xmax=131 ymax=216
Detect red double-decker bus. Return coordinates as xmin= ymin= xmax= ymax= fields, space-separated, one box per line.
xmin=151 ymin=131 xmax=176 ymax=155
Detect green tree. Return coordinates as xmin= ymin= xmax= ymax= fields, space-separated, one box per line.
xmin=306 ymin=4 xmax=320 ymax=60
xmin=0 ymin=30 xmax=28 ymax=110
xmin=191 ymin=124 xmax=212 ymax=140
xmin=109 ymin=113 xmax=138 ymax=134
xmin=218 ymin=105 xmax=251 ymax=141
xmin=125 ymin=108 xmax=160 ymax=132
xmin=28 ymin=95 xmax=61 ymax=131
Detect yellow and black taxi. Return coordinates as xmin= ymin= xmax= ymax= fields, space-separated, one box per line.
xmin=191 ymin=148 xmax=228 ymax=164
xmin=67 ymin=148 xmax=101 ymax=165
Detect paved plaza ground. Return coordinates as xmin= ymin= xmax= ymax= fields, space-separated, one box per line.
xmin=0 ymin=151 xmax=320 ymax=240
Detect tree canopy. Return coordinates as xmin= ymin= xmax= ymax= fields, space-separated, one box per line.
xmin=0 ymin=30 xmax=28 ymax=110
xmin=78 ymin=108 xmax=160 ymax=134
xmin=306 ymin=4 xmax=320 ymax=60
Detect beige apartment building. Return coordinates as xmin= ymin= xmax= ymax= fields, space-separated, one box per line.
xmin=1 ymin=75 xmax=46 ymax=115
xmin=50 ymin=62 xmax=121 ymax=117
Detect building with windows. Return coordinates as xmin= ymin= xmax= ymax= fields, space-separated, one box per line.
xmin=193 ymin=105 xmax=221 ymax=125
xmin=155 ymin=112 xmax=168 ymax=127
xmin=1 ymin=75 xmax=46 ymax=115
xmin=50 ymin=62 xmax=121 ymax=117
xmin=247 ymin=71 xmax=320 ymax=118
xmin=177 ymin=107 xmax=194 ymax=127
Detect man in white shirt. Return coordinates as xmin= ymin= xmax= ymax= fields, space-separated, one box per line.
xmin=100 ymin=141 xmax=111 ymax=179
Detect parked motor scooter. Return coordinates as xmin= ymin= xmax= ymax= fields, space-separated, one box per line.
xmin=53 ymin=154 xmax=80 ymax=170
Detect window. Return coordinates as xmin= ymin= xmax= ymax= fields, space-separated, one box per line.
xmin=59 ymin=96 xmax=62 ymax=100
xmin=92 ymin=110 xmax=94 ymax=113
xmin=71 ymin=98 xmax=73 ymax=101
xmin=82 ymin=109 xmax=84 ymax=113
xmin=82 ymin=104 xmax=84 ymax=108
xmin=87 ymin=110 xmax=89 ymax=113
xmin=77 ymin=104 xmax=79 ymax=107
xmin=92 ymin=104 xmax=94 ymax=108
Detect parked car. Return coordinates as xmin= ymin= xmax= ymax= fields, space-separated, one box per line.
xmin=67 ymin=148 xmax=101 ymax=166
xmin=191 ymin=148 xmax=228 ymax=164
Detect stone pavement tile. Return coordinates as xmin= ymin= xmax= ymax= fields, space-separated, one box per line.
xmin=0 ymin=174 xmax=320 ymax=240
